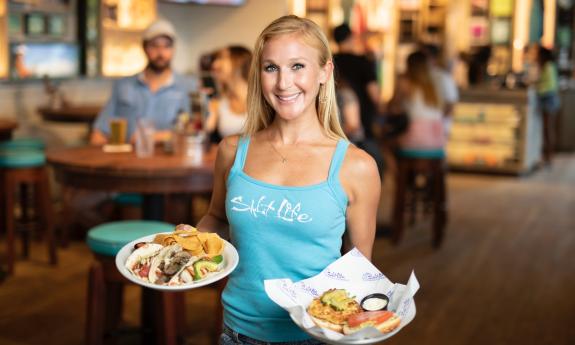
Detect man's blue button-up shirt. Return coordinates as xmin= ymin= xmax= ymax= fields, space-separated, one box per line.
xmin=93 ymin=72 xmax=194 ymax=138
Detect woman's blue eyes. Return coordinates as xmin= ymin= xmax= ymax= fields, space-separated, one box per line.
xmin=263 ymin=64 xmax=305 ymax=72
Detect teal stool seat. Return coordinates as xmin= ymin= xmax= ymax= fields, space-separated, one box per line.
xmin=87 ymin=220 xmax=174 ymax=257
xmin=398 ymin=148 xmax=445 ymax=159
xmin=0 ymin=138 xmax=45 ymax=151
xmin=113 ymin=193 xmax=143 ymax=206
xmin=0 ymin=149 xmax=46 ymax=168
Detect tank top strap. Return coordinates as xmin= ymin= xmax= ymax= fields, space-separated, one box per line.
xmin=229 ymin=136 xmax=251 ymax=178
xmin=327 ymin=139 xmax=350 ymax=183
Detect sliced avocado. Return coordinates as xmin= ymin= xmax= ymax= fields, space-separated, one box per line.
xmin=320 ymin=289 xmax=348 ymax=305
xmin=193 ymin=260 xmax=220 ymax=281
xmin=320 ymin=289 xmax=356 ymax=311
xmin=330 ymin=299 xmax=351 ymax=311
xmin=211 ymin=255 xmax=223 ymax=264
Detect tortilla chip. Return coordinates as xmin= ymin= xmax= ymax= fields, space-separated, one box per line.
xmin=153 ymin=224 xmax=224 ymax=257
xmin=203 ymin=233 xmax=224 ymax=257
xmin=174 ymin=235 xmax=204 ymax=256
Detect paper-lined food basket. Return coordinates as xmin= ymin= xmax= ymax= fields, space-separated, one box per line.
xmin=264 ymin=248 xmax=419 ymax=344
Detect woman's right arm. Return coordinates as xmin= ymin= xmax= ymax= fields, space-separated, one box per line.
xmin=196 ymin=135 xmax=238 ymax=238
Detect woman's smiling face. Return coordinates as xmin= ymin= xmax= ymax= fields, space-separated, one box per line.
xmin=260 ymin=33 xmax=329 ymax=121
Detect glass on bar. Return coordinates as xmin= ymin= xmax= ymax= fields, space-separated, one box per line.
xmin=109 ymin=118 xmax=127 ymax=145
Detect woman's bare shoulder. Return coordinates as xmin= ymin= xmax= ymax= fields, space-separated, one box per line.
xmin=216 ymin=135 xmax=241 ymax=168
xmin=340 ymin=144 xmax=380 ymax=198
xmin=343 ymin=145 xmax=378 ymax=175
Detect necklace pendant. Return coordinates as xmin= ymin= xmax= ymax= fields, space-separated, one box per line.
xmin=281 ymin=158 xmax=287 ymax=163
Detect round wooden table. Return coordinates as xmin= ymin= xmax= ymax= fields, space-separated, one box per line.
xmin=47 ymin=144 xmax=215 ymax=194
xmin=0 ymin=119 xmax=18 ymax=141
xmin=47 ymin=144 xmax=217 ymax=345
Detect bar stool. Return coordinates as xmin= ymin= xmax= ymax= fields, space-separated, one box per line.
xmin=0 ymin=147 xmax=57 ymax=275
xmin=0 ymin=138 xmax=46 ymax=229
xmin=392 ymin=149 xmax=447 ymax=248
xmin=85 ymin=220 xmax=184 ymax=345
xmin=111 ymin=193 xmax=143 ymax=220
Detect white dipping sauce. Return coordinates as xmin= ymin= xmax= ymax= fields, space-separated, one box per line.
xmin=362 ymin=297 xmax=387 ymax=311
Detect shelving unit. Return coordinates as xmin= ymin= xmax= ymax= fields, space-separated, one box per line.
xmin=1 ymin=0 xmax=78 ymax=80
xmin=447 ymin=88 xmax=542 ymax=174
xmin=304 ymin=0 xmax=330 ymax=34
xmin=420 ymin=0 xmax=447 ymax=44
xmin=99 ymin=0 xmax=156 ymax=77
xmin=397 ymin=0 xmax=447 ymax=44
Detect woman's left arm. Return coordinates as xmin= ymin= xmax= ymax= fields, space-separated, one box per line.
xmin=340 ymin=146 xmax=381 ymax=260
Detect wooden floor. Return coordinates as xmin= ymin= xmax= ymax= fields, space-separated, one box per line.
xmin=1 ymin=154 xmax=575 ymax=345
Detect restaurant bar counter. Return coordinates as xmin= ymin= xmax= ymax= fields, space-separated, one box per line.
xmin=447 ymin=87 xmax=542 ymax=174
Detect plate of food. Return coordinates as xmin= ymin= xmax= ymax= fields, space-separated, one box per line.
xmin=264 ymin=248 xmax=419 ymax=345
xmin=296 ymin=288 xmax=401 ymax=345
xmin=115 ymin=224 xmax=239 ymax=291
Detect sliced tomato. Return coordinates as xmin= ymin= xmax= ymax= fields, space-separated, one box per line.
xmin=347 ymin=311 xmax=394 ymax=328
xmin=138 ymin=264 xmax=150 ymax=278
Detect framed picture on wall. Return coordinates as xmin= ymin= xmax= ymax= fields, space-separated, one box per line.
xmin=10 ymin=42 xmax=79 ymax=79
xmin=8 ymin=13 xmax=22 ymax=36
xmin=491 ymin=18 xmax=511 ymax=45
xmin=25 ymin=13 xmax=46 ymax=35
xmin=47 ymin=14 xmax=66 ymax=37
xmin=490 ymin=0 xmax=513 ymax=17
xmin=470 ymin=16 xmax=489 ymax=46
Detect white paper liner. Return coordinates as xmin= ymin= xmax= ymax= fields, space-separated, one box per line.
xmin=264 ymin=248 xmax=419 ymax=344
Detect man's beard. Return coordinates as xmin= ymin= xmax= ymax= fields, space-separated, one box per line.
xmin=147 ymin=59 xmax=170 ymax=73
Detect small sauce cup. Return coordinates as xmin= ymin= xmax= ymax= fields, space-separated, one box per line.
xmin=360 ymin=293 xmax=389 ymax=311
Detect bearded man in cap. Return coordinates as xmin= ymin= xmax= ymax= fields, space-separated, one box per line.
xmin=91 ymin=19 xmax=193 ymax=145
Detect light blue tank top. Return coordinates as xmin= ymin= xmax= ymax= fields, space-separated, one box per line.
xmin=222 ymin=136 xmax=350 ymax=342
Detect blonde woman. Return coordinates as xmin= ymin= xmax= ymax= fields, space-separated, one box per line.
xmin=197 ymin=15 xmax=380 ymax=344
xmin=206 ymin=45 xmax=252 ymax=140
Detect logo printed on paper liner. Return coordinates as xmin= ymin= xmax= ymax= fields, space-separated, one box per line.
xmin=362 ymin=272 xmax=385 ymax=281
xmin=324 ymin=270 xmax=349 ymax=281
xmin=298 ymin=282 xmax=320 ymax=297
xmin=280 ymin=281 xmax=297 ymax=300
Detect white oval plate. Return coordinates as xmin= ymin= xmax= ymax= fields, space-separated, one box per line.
xmin=115 ymin=233 xmax=239 ymax=291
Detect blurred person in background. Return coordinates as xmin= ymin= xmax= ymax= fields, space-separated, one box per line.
xmin=422 ymin=44 xmax=459 ymax=136
xmin=468 ymin=46 xmax=491 ymax=86
xmin=388 ymin=51 xmax=445 ymax=152
xmin=332 ymin=23 xmax=385 ymax=176
xmin=536 ymin=46 xmax=561 ymax=165
xmin=90 ymin=18 xmax=192 ymax=145
xmin=205 ymin=45 xmax=252 ymax=142
xmin=76 ymin=19 xmax=193 ymax=235
xmin=336 ymin=79 xmax=365 ymax=144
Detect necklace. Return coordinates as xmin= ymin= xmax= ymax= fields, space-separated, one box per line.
xmin=268 ymin=134 xmax=288 ymax=163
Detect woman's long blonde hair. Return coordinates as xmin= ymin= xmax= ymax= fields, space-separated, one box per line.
xmin=243 ymin=15 xmax=346 ymax=140
xmin=405 ymin=51 xmax=439 ymax=107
